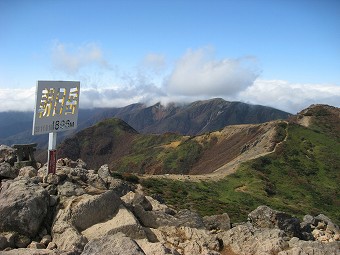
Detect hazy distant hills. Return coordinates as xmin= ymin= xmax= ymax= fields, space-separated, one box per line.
xmin=0 ymin=98 xmax=291 ymax=147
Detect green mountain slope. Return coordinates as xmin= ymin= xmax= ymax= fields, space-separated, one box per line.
xmin=141 ymin=105 xmax=340 ymax=224
xmin=58 ymin=117 xmax=283 ymax=172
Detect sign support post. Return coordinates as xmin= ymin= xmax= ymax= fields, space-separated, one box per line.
xmin=48 ymin=132 xmax=57 ymax=174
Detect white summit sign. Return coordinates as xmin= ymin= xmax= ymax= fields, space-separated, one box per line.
xmin=32 ymin=80 xmax=80 ymax=174
xmin=32 ymin=81 xmax=80 ymax=135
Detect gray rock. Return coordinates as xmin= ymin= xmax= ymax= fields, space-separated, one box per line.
xmin=315 ymin=214 xmax=333 ymax=224
xmin=107 ymin=177 xmax=134 ymax=196
xmin=132 ymin=193 xmax=153 ymax=211
xmin=278 ymin=237 xmax=340 ymax=255
xmin=51 ymin=190 xmax=122 ymax=254
xmin=70 ymin=190 xmax=122 ymax=231
xmin=0 ymin=162 xmax=18 ymax=179
xmin=76 ymin=159 xmax=87 ymax=169
xmin=132 ymin=204 xmax=178 ymax=229
xmin=82 ymin=204 xmax=146 ymax=240
xmin=86 ymin=172 xmax=107 ymax=190
xmin=46 ymin=174 xmax=60 ymax=185
xmin=49 ymin=195 xmax=59 ymax=207
xmin=248 ymin=205 xmax=302 ymax=238
xmin=18 ymin=166 xmax=37 ymax=178
xmin=57 ymin=158 xmax=78 ymax=168
xmin=154 ymin=226 xmax=221 ymax=255
xmin=219 ymin=223 xmax=289 ymax=255
xmin=0 ymin=145 xmax=16 ymax=165
xmin=0 ymin=232 xmax=17 ymax=249
xmin=300 ymin=213 xmax=340 ymax=242
xmin=136 ymin=239 xmax=180 ymax=255
xmin=46 ymin=242 xmax=57 ymax=250
xmin=27 ymin=241 xmax=46 ymax=249
xmin=203 ymin=213 xmax=231 ymax=231
xmin=57 ymin=181 xmax=85 ymax=197
xmin=51 ymin=206 xmax=88 ymax=254
xmin=69 ymin=168 xmax=88 ymax=182
xmin=40 ymin=235 xmax=52 ymax=246
xmin=81 ymin=232 xmax=146 ymax=255
xmin=176 ymin=209 xmax=205 ymax=229
xmin=302 ymin=214 xmax=314 ymax=225
xmin=97 ymin=164 xmax=110 ymax=180
xmin=37 ymin=167 xmax=48 ymax=178
xmin=0 ymin=235 xmax=8 ymax=250
xmin=0 ymin=179 xmax=49 ymax=238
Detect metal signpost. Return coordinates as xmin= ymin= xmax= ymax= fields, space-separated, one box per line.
xmin=32 ymin=81 xmax=80 ymax=174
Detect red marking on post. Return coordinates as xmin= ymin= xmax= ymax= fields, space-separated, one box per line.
xmin=48 ymin=149 xmax=57 ymax=174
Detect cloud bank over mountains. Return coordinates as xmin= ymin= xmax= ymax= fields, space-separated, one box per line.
xmin=51 ymin=42 xmax=111 ymax=74
xmin=1 ymin=44 xmax=339 ymax=114
xmin=165 ymin=48 xmax=259 ymax=97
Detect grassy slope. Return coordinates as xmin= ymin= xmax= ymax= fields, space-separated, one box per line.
xmin=141 ymin=121 xmax=340 ymax=224
xmin=111 ymin=134 xmax=207 ymax=174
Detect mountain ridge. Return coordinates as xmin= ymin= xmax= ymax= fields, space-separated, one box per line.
xmin=0 ymin=98 xmax=291 ymax=148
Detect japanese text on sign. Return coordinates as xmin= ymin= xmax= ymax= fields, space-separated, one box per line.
xmin=32 ymin=81 xmax=80 ymax=135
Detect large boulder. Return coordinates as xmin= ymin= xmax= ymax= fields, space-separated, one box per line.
xmin=203 ymin=213 xmax=231 ymax=231
xmin=81 ymin=232 xmax=145 ymax=255
xmin=0 ymin=179 xmax=49 ymax=238
xmin=70 ymin=190 xmax=122 ymax=231
xmin=51 ymin=190 xmax=122 ymax=254
xmin=219 ymin=223 xmax=288 ymax=255
xmin=82 ymin=204 xmax=146 ymax=240
xmin=248 ymin=205 xmax=302 ymax=238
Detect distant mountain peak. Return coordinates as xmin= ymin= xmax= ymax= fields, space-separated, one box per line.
xmin=299 ymin=104 xmax=339 ymax=117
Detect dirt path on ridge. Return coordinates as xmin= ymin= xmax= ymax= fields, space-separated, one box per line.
xmin=140 ymin=121 xmax=288 ymax=182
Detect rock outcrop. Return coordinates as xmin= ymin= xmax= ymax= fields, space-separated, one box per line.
xmin=0 ymin=179 xmax=49 ymax=238
xmin=0 ymin=156 xmax=339 ymax=255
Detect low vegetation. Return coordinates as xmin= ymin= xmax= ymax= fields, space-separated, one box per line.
xmin=112 ymin=134 xmax=207 ymax=174
xmin=141 ymin=121 xmax=340 ymax=224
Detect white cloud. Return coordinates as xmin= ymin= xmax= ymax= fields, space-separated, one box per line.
xmin=165 ymin=47 xmax=259 ymax=97
xmin=51 ymin=42 xmax=110 ymax=74
xmin=80 ymin=83 xmax=166 ymax=109
xmin=0 ymin=87 xmax=36 ymax=111
xmin=1 ymin=46 xmax=340 ymax=114
xmin=239 ymin=79 xmax=340 ymax=113
xmin=0 ymin=79 xmax=339 ymax=114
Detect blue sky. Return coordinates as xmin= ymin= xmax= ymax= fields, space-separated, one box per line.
xmin=0 ymin=0 xmax=339 ymax=113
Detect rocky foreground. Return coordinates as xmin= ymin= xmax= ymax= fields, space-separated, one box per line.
xmin=0 ymin=145 xmax=339 ymax=255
